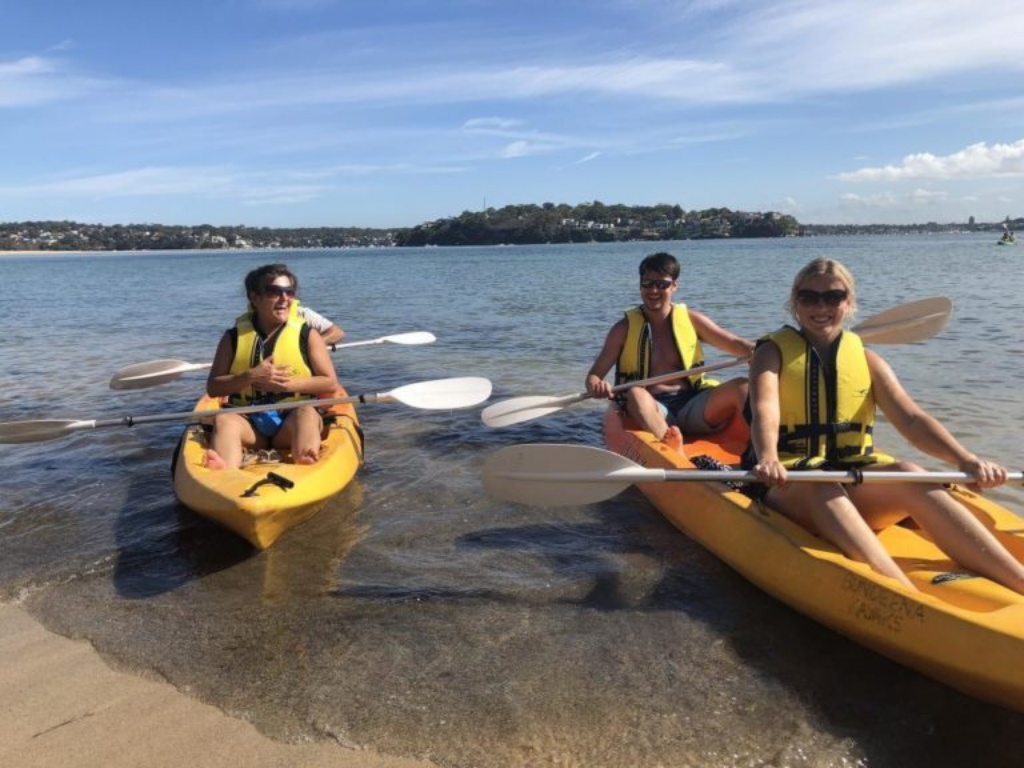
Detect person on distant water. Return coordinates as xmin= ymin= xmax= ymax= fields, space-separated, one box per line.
xmin=745 ymin=257 xmax=1024 ymax=594
xmin=586 ymin=251 xmax=754 ymax=451
xmin=203 ymin=263 xmax=339 ymax=470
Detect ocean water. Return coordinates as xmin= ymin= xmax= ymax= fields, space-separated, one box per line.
xmin=2 ymin=235 xmax=1023 ymax=767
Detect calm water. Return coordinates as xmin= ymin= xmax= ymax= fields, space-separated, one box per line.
xmin=2 ymin=235 xmax=1023 ymax=767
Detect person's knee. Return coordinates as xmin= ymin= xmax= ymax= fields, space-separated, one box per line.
xmin=624 ymin=387 xmax=652 ymax=409
xmin=721 ymin=378 xmax=748 ymax=406
xmin=212 ymin=412 xmax=242 ymax=437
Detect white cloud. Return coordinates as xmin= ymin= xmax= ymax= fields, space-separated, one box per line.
xmin=575 ymin=152 xmax=602 ymax=164
xmin=836 ymin=140 xmax=1024 ymax=182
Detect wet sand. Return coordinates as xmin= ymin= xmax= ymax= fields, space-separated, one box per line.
xmin=0 ymin=604 xmax=438 ymax=768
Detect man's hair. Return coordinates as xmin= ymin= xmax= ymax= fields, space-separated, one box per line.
xmin=638 ymin=252 xmax=680 ymax=279
xmin=244 ymin=263 xmax=299 ymax=297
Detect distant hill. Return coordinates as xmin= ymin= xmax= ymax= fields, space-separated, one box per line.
xmin=394 ymin=203 xmax=798 ymax=246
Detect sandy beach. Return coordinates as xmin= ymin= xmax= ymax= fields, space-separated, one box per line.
xmin=0 ymin=604 xmax=439 ymax=768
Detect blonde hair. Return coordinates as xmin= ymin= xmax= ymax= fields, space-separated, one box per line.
xmin=786 ymin=257 xmax=858 ymax=321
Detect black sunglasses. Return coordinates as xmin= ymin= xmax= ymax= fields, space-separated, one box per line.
xmin=640 ymin=278 xmax=674 ymax=290
xmin=262 ymin=284 xmax=295 ymax=298
xmin=796 ymin=288 xmax=848 ymax=307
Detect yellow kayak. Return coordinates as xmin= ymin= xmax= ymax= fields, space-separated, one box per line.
xmin=603 ymin=406 xmax=1024 ymax=713
xmin=173 ymin=387 xmax=363 ymax=549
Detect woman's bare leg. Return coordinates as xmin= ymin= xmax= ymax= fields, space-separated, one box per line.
xmin=276 ymin=406 xmax=323 ymax=465
xmin=851 ymin=478 xmax=1024 ymax=595
xmin=766 ymin=482 xmax=916 ymax=589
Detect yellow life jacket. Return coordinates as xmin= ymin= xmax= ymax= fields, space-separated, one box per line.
xmin=769 ymin=326 xmax=894 ymax=468
xmin=615 ymin=304 xmax=713 ymax=390
xmin=228 ymin=300 xmax=312 ymax=406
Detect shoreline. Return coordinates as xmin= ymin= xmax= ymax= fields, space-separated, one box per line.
xmin=0 ymin=603 xmax=438 ymax=768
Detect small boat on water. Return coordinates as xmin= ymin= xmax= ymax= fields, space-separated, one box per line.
xmin=173 ymin=386 xmax=363 ymax=548
xmin=602 ymin=406 xmax=1024 ymax=713
xmin=998 ymin=236 xmax=1016 ymax=246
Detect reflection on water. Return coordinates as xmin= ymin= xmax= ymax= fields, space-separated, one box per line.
xmin=3 ymin=237 xmax=1024 ymax=767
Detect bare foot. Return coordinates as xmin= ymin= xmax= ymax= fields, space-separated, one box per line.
xmin=663 ymin=426 xmax=684 ymax=454
xmin=294 ymin=449 xmax=319 ymax=465
xmin=203 ymin=449 xmax=228 ymax=470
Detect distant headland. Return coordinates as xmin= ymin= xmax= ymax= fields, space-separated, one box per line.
xmin=2 ymin=204 xmax=1019 ymax=252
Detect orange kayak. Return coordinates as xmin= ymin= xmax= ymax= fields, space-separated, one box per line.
xmin=603 ymin=405 xmax=1024 ymax=713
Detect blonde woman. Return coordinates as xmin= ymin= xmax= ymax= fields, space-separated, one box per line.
xmin=746 ymin=257 xmax=1024 ymax=593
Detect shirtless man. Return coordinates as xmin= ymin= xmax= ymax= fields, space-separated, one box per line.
xmin=586 ymin=252 xmax=753 ymax=449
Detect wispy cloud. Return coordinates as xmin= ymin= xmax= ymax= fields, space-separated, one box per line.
xmin=0 ymin=56 xmax=113 ymax=108
xmin=0 ymin=162 xmax=470 ymax=205
xmin=463 ymin=117 xmax=526 ymax=132
xmin=13 ymin=3 xmax=1024 ymax=121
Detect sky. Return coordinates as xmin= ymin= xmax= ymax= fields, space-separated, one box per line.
xmin=2 ymin=0 xmax=1024 ymax=228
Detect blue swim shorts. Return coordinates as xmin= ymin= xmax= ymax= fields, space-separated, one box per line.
xmin=249 ymin=410 xmax=285 ymax=438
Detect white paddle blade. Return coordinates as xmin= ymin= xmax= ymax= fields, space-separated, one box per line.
xmin=854 ymin=296 xmax=951 ymax=345
xmin=483 ymin=443 xmax=655 ymax=506
xmin=389 ymin=377 xmax=493 ymax=409
xmin=110 ymin=359 xmax=212 ymax=390
xmin=481 ymin=393 xmax=590 ymax=428
xmin=383 ymin=331 xmax=436 ymax=345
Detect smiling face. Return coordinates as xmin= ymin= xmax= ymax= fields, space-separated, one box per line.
xmin=639 ymin=269 xmax=678 ymax=315
xmin=251 ymin=277 xmax=295 ymax=328
xmin=792 ymin=274 xmax=851 ymax=344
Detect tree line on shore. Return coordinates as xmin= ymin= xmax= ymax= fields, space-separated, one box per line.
xmin=1 ymin=203 xmax=1018 ymax=252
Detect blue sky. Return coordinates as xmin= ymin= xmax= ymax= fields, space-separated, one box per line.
xmin=3 ymin=0 xmax=1023 ymax=228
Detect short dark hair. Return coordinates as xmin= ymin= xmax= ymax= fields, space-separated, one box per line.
xmin=638 ymin=252 xmax=680 ymax=280
xmin=244 ymin=263 xmax=298 ymax=298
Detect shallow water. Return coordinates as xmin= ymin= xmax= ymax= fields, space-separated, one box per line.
xmin=2 ymin=236 xmax=1023 ymax=767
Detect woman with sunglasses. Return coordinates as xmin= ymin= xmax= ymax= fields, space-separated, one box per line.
xmin=746 ymin=257 xmax=1024 ymax=593
xmin=203 ymin=263 xmax=338 ymax=470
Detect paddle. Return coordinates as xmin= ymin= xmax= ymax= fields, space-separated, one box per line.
xmin=0 ymin=377 xmax=492 ymax=445
xmin=109 ymin=331 xmax=438 ymax=390
xmin=483 ymin=443 xmax=1023 ymax=507
xmin=481 ymin=296 xmax=952 ymax=428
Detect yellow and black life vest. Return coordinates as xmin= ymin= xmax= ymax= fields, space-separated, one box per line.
xmin=228 ymin=300 xmax=312 ymax=406
xmin=768 ymin=325 xmax=894 ymax=468
xmin=615 ymin=304 xmax=711 ymax=390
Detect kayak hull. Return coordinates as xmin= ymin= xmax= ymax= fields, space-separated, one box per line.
xmin=173 ymin=388 xmax=363 ymax=549
xmin=603 ymin=406 xmax=1024 ymax=713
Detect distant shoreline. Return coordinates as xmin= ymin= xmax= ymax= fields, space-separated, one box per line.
xmin=1 ymin=227 xmax=1017 ymax=258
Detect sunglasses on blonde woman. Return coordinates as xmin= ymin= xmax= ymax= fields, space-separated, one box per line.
xmin=796 ymin=288 xmax=848 ymax=307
